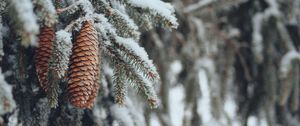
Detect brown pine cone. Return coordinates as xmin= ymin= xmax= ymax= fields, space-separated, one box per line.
xmin=35 ymin=26 xmax=55 ymax=91
xmin=68 ymin=21 xmax=100 ymax=109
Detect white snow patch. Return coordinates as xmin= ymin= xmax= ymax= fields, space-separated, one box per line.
xmin=0 ymin=68 xmax=16 ymax=115
xmin=247 ymin=116 xmax=268 ymax=126
xmin=197 ymin=69 xmax=212 ymax=123
xmin=128 ymin=0 xmax=178 ymax=28
xmin=150 ymin=113 xmax=161 ymax=126
xmin=184 ymin=0 xmax=216 ymax=13
xmin=56 ymin=30 xmax=72 ymax=44
xmin=280 ymin=50 xmax=300 ymax=78
xmin=110 ymin=105 xmax=135 ymax=126
xmin=168 ymin=60 xmax=182 ymax=85
xmin=252 ymin=13 xmax=264 ymax=63
xmin=11 ymin=0 xmax=39 ymax=46
xmin=169 ymin=85 xmax=185 ymax=126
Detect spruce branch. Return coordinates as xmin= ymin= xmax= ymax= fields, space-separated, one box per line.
xmin=124 ymin=0 xmax=178 ymax=29
xmin=94 ymin=16 xmax=159 ymax=82
xmin=0 ymin=0 xmax=7 ymax=14
xmin=0 ymin=69 xmax=16 ymax=115
xmin=9 ymin=0 xmax=39 ymax=47
xmin=112 ymin=62 xmax=127 ymax=105
xmin=33 ymin=0 xmax=58 ymax=27
xmin=111 ymin=37 xmax=160 ymax=81
xmin=92 ymin=0 xmax=140 ymax=40
xmin=47 ymin=69 xmax=61 ymax=108
xmin=104 ymin=44 xmax=158 ymax=108
xmin=50 ymin=30 xmax=72 ymax=79
xmin=279 ymin=50 xmax=300 ymax=106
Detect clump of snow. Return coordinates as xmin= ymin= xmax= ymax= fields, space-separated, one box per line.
xmin=247 ymin=116 xmax=268 ymax=126
xmin=128 ymin=0 xmax=178 ymax=28
xmin=279 ymin=50 xmax=300 ymax=78
xmin=10 ymin=0 xmax=39 ymax=47
xmin=78 ymin=0 xmax=94 ymax=16
xmin=150 ymin=113 xmax=161 ymax=126
xmin=168 ymin=60 xmax=182 ymax=85
xmin=7 ymin=109 xmax=19 ymax=126
xmin=0 ymin=69 xmax=16 ymax=115
xmin=169 ymin=85 xmax=185 ymax=126
xmin=252 ymin=13 xmax=264 ymax=63
xmin=184 ymin=0 xmax=216 ymax=13
xmin=264 ymin=0 xmax=280 ymax=17
xmin=197 ymin=69 xmax=212 ymax=123
xmin=56 ymin=30 xmax=72 ymax=44
xmin=110 ymin=97 xmax=146 ymax=126
xmin=33 ymin=0 xmax=57 ymax=26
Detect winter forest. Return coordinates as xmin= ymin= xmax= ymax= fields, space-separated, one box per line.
xmin=1 ymin=0 xmax=300 ymax=126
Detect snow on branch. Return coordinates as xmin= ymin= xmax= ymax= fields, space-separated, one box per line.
xmin=57 ymin=0 xmax=94 ymax=18
xmin=184 ymin=0 xmax=216 ymax=13
xmin=113 ymin=62 xmax=127 ymax=105
xmin=94 ymin=15 xmax=158 ymax=80
xmin=94 ymin=0 xmax=140 ymax=40
xmin=0 ymin=69 xmax=16 ymax=115
xmin=104 ymin=44 xmax=158 ymax=108
xmin=125 ymin=0 xmax=178 ymax=29
xmin=279 ymin=50 xmax=300 ymax=79
xmin=9 ymin=0 xmax=39 ymax=47
xmin=50 ymin=30 xmax=72 ymax=79
xmin=251 ymin=13 xmax=264 ymax=63
xmin=47 ymin=30 xmax=72 ymax=108
xmin=33 ymin=0 xmax=57 ymax=26
xmin=114 ymin=37 xmax=159 ymax=81
xmin=278 ymin=50 xmax=300 ymax=106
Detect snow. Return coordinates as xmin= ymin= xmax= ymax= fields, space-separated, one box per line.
xmin=11 ymin=0 xmax=39 ymax=46
xmin=34 ymin=0 xmax=57 ymax=26
xmin=247 ymin=116 xmax=268 ymax=126
xmin=280 ymin=50 xmax=300 ymax=78
xmin=197 ymin=69 xmax=212 ymax=123
xmin=264 ymin=0 xmax=280 ymax=17
xmin=251 ymin=0 xmax=281 ymax=63
xmin=110 ymin=105 xmax=135 ymax=126
xmin=52 ymin=30 xmax=72 ymax=78
xmin=109 ymin=0 xmax=141 ymax=40
xmin=168 ymin=60 xmax=183 ymax=85
xmin=252 ymin=13 xmax=264 ymax=63
xmin=128 ymin=0 xmax=178 ymax=28
xmin=115 ymin=36 xmax=158 ymax=76
xmin=150 ymin=113 xmax=161 ymax=126
xmin=56 ymin=30 xmax=72 ymax=44
xmin=191 ymin=17 xmax=206 ymax=42
xmin=78 ymin=0 xmax=94 ymax=16
xmin=8 ymin=109 xmax=19 ymax=126
xmin=0 ymin=69 xmax=16 ymax=115
xmin=184 ymin=0 xmax=216 ymax=13
xmin=113 ymin=7 xmax=138 ymax=31
xmin=169 ymin=84 xmax=185 ymax=126
xmin=94 ymin=14 xmax=117 ymax=38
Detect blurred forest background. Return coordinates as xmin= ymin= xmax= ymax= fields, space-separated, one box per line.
xmin=1 ymin=0 xmax=300 ymax=126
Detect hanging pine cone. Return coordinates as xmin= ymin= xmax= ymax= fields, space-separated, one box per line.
xmin=67 ymin=21 xmax=100 ymax=109
xmin=35 ymin=26 xmax=55 ymax=91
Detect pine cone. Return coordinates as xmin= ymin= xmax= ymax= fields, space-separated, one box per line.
xmin=35 ymin=26 xmax=55 ymax=91
xmin=68 ymin=21 xmax=100 ymax=109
